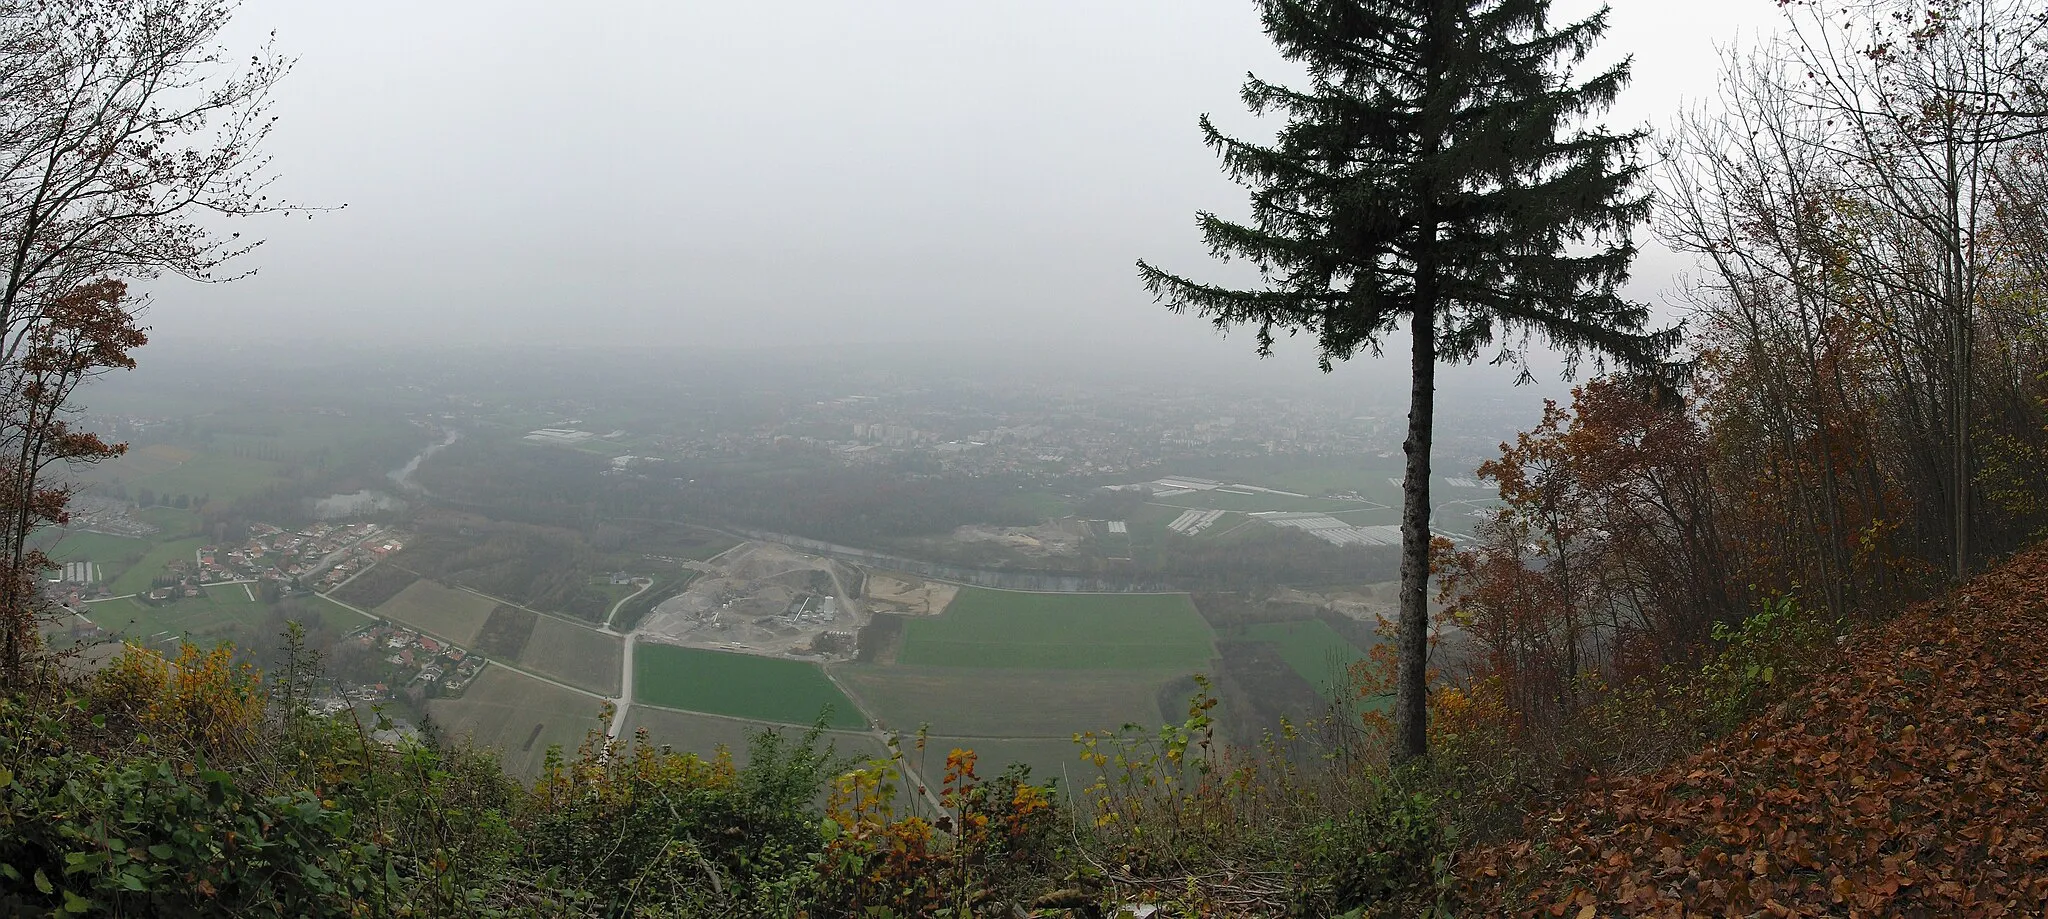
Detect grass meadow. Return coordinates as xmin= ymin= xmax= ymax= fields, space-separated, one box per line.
xmin=834 ymin=664 xmax=1170 ymax=737
xmin=622 ymin=706 xmax=886 ymax=766
xmin=46 ymin=530 xmax=149 ymax=566
xmin=425 ymin=666 xmax=608 ymax=779
xmin=82 ymin=590 xmax=371 ymax=641
xmin=516 ymin=616 xmax=623 ymax=696
xmin=106 ymin=538 xmax=209 ymax=596
xmin=374 ymin=580 xmax=501 ymax=647
xmin=125 ymin=453 xmax=285 ymax=504
xmin=633 ymin=644 xmax=865 ymax=730
xmin=1242 ymin=619 xmax=1370 ymax=700
xmin=896 ymin=588 xmax=1214 ymax=671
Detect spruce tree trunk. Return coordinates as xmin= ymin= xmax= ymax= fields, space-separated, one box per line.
xmin=1394 ymin=306 xmax=1436 ymax=763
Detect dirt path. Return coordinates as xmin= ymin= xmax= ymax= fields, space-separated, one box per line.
xmin=822 ymin=664 xmax=938 ymax=813
xmin=602 ymin=578 xmax=653 ymax=633
xmin=607 ymin=633 xmax=637 ymax=740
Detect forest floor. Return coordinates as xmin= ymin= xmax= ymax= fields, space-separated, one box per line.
xmin=1464 ymin=543 xmax=2048 ymax=917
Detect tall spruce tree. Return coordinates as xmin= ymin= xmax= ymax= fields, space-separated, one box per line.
xmin=1139 ymin=0 xmax=1676 ymax=761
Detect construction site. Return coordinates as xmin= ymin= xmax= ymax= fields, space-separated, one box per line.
xmin=638 ymin=541 xmax=867 ymax=659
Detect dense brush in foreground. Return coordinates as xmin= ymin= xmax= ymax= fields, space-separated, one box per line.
xmin=7 ymin=544 xmax=2048 ymax=916
xmin=0 ymin=638 xmax=1436 ymax=917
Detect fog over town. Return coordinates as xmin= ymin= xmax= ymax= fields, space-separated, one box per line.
xmin=11 ymin=1 xmax=2047 ymax=915
xmin=144 ymin=2 xmax=1775 ymax=355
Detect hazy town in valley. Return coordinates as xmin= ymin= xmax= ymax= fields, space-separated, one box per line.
xmin=5 ymin=1 xmax=2047 ymax=916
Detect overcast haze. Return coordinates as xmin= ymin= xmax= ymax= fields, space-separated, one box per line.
xmin=146 ymin=1 xmax=1786 ymax=383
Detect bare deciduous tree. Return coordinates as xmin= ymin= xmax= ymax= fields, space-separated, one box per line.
xmin=0 ymin=0 xmax=296 ymax=683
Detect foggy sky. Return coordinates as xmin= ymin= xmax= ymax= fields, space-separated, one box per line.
xmin=146 ymin=1 xmax=1787 ymax=387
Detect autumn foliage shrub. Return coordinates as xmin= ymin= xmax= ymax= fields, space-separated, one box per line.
xmin=1052 ymin=677 xmax=1463 ymax=917
xmin=521 ymin=720 xmax=847 ymax=915
xmin=88 ymin=641 xmax=266 ymax=758
xmin=811 ymin=746 xmax=1060 ymax=916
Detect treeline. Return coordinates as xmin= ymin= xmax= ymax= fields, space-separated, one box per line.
xmin=398 ymin=515 xmax=614 ymax=621
xmin=646 ymin=463 xmax=1044 ymax=546
xmin=1443 ymin=0 xmax=2048 ymax=748
xmin=412 ymin=435 xmax=609 ymax=529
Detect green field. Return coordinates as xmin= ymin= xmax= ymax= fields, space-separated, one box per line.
xmin=1003 ymin=491 xmax=1073 ymax=522
xmin=836 ymin=664 xmax=1171 ymax=737
xmin=623 ymin=706 xmax=887 ymax=766
xmin=374 ymin=580 xmax=501 ymax=647
xmin=516 ymin=616 xmax=623 ymax=696
xmin=425 ymin=666 xmax=608 ymax=779
xmin=1242 ymin=619 xmax=1371 ymax=699
xmin=107 ymin=538 xmax=209 ymax=596
xmin=126 ymin=452 xmax=287 ymax=504
xmin=90 ymin=443 xmax=193 ymax=479
xmin=135 ymin=506 xmax=203 ymax=534
xmin=632 ymin=644 xmax=865 ymax=729
xmin=83 ymin=589 xmax=371 ymax=641
xmin=680 ymin=538 xmax=741 ymax=562
xmin=897 ymin=588 xmax=1214 ymax=671
xmin=922 ymin=736 xmax=1090 ymax=788
xmin=46 ymin=530 xmax=148 ymax=564
xmin=45 ymin=530 xmax=150 ymax=586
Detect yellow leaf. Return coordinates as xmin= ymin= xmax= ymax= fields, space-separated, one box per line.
xmin=1577 ymin=905 xmax=1598 ymax=919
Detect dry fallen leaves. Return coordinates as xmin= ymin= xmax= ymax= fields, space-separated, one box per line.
xmin=1459 ymin=543 xmax=2048 ymax=917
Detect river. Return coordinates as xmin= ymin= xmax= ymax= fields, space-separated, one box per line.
xmin=389 ymin=429 xmax=460 ymax=495
xmin=313 ymin=429 xmax=460 ymax=520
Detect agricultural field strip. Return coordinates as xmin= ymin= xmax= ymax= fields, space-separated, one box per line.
xmin=318 ymin=593 xmax=609 ymax=702
xmin=632 ymin=643 xmax=867 ymax=730
xmin=813 ymin=668 xmax=940 ymax=813
xmin=630 ymin=697 xmax=876 ymax=733
xmin=445 ymin=580 xmax=622 ymax=636
xmin=84 ymin=572 xmax=256 ymax=602
xmin=517 ymin=617 xmax=624 ymax=696
xmin=895 ymin=588 xmax=1215 ymax=671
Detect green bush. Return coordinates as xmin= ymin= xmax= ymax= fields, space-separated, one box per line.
xmin=0 ymin=698 xmax=393 ymax=918
xmin=1700 ymin=595 xmax=1838 ymax=731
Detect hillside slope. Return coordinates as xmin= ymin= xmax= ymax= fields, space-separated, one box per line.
xmin=1463 ymin=545 xmax=2048 ymax=917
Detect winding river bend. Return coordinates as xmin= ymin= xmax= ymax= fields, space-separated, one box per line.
xmin=313 ymin=429 xmax=460 ymax=520
xmin=389 ymin=429 xmax=460 ymax=495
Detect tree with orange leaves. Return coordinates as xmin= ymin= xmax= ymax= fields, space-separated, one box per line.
xmin=0 ymin=1 xmax=296 ymax=684
xmin=1444 ymin=380 xmax=1737 ymax=732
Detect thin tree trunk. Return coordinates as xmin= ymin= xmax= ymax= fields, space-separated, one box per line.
xmin=1394 ymin=305 xmax=1436 ymax=763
